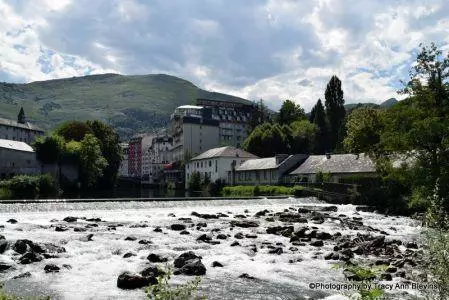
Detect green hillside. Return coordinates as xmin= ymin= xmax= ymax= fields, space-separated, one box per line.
xmin=0 ymin=73 xmax=251 ymax=139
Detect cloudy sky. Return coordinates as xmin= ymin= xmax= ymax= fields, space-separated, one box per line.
xmin=1 ymin=0 xmax=448 ymax=110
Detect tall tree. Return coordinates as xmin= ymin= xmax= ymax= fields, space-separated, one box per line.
xmin=311 ymin=99 xmax=327 ymax=154
xmin=276 ymin=100 xmax=306 ymax=125
xmin=248 ymin=99 xmax=271 ymax=132
xmin=343 ymin=107 xmax=384 ymax=154
xmin=78 ymin=134 xmax=108 ymax=188
xmin=17 ymin=107 xmax=26 ymax=124
xmin=289 ymin=120 xmax=318 ymax=154
xmin=324 ymin=76 xmax=345 ymax=151
xmin=86 ymin=120 xmax=122 ymax=188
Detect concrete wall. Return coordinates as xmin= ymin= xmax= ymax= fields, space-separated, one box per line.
xmin=0 ymin=148 xmax=40 ymax=178
xmin=182 ymin=123 xmax=219 ymax=158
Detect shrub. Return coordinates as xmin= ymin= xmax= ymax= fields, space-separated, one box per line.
xmin=188 ymin=172 xmax=201 ymax=191
xmin=145 ymin=267 xmax=203 ymax=300
xmin=207 ymin=179 xmax=225 ymax=196
xmin=222 ymin=185 xmax=304 ymax=197
xmin=0 ymin=174 xmax=59 ymax=200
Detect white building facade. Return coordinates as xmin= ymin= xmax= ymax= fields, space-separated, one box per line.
xmin=0 ymin=139 xmax=40 ymax=178
xmin=185 ymin=146 xmax=258 ymax=188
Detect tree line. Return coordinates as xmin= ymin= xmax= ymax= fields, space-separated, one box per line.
xmin=244 ymin=75 xmax=346 ymax=157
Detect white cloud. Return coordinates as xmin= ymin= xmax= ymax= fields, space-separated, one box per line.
xmin=0 ymin=0 xmax=448 ymax=111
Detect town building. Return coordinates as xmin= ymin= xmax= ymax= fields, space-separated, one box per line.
xmin=168 ymin=105 xmax=220 ymax=162
xmin=0 ymin=108 xmax=44 ymax=144
xmin=196 ymin=99 xmax=254 ymax=148
xmin=0 ymin=139 xmax=40 ymax=179
xmin=118 ymin=143 xmax=129 ymax=177
xmin=234 ymin=154 xmax=308 ymax=185
xmin=144 ymin=134 xmax=173 ymax=185
xmin=185 ymin=146 xmax=258 ymax=188
xmin=289 ymin=153 xmax=376 ymax=183
xmin=128 ymin=133 xmax=155 ymax=178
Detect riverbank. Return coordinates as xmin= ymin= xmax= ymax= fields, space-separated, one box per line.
xmin=0 ymin=197 xmax=423 ymax=299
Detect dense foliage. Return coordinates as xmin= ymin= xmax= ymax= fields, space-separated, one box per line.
xmin=0 ymin=174 xmax=59 ymax=199
xmin=34 ymin=120 xmax=122 ymax=191
xmin=276 ymin=99 xmax=306 ymax=125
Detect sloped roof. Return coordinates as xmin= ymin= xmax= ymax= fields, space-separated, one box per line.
xmin=0 ymin=139 xmax=35 ymax=152
xmin=235 ymin=157 xmax=277 ymax=171
xmin=290 ymin=153 xmax=376 ymax=175
xmin=0 ymin=117 xmax=43 ymax=132
xmin=191 ymin=146 xmax=258 ymax=161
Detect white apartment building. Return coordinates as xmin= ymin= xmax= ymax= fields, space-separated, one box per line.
xmin=168 ymin=105 xmax=220 ymax=162
xmin=185 ymin=146 xmax=259 ymax=188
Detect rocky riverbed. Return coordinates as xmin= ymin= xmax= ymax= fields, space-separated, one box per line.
xmin=0 ymin=198 xmax=424 ymax=299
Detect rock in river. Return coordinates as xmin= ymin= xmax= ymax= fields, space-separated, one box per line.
xmin=117 ymin=272 xmax=153 ymax=289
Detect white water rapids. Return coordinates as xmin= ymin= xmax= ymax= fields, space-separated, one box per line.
xmin=0 ymin=197 xmax=421 ymax=300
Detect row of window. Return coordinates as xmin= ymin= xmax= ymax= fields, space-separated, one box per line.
xmin=237 ymin=170 xmax=276 ymax=182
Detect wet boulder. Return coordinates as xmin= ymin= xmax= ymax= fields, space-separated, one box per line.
xmin=278 ymin=213 xmax=307 ymax=223
xmin=216 ymin=234 xmax=228 ymax=240
xmin=173 ymin=252 xmax=206 ymax=276
xmin=316 ymin=232 xmax=333 ymax=240
xmin=6 ymin=219 xmax=17 ymax=224
xmin=266 ymin=226 xmax=294 ymax=236
xmin=174 ymin=252 xmax=202 ymax=268
xmin=19 ymin=252 xmax=43 ymax=264
xmin=239 ymin=273 xmax=256 ymax=280
xmin=124 ymin=236 xmax=137 ymax=241
xmin=0 ymin=262 xmax=13 ymax=272
xmin=234 ymin=232 xmax=244 ymax=239
xmin=175 ymin=259 xmax=206 ymax=276
xmin=170 ymin=224 xmax=186 ymax=231
xmin=117 ymin=272 xmax=153 ymax=289
xmin=44 ymin=264 xmax=60 ymax=273
xmin=13 ymin=239 xmax=41 ymax=254
xmin=63 ymin=216 xmax=78 ymax=223
xmin=147 ymin=253 xmax=168 ymax=263
xmin=123 ymin=252 xmax=136 ymax=258
xmin=197 ymin=234 xmax=212 ymax=243
xmin=12 ymin=272 xmax=31 ymax=279
xmin=212 ymin=261 xmax=223 ymax=267
xmin=268 ymin=247 xmax=283 ymax=255
xmin=254 ymin=209 xmax=269 ymax=217
xmin=324 ymin=252 xmax=340 ymax=260
xmin=310 ymin=240 xmax=324 ymax=247
xmin=230 ymin=220 xmax=259 ymax=228
xmin=55 ymin=226 xmax=69 ymax=232
xmin=153 ymin=227 xmax=163 ymax=233
xmin=0 ymin=239 xmax=8 ymax=254
xmin=140 ymin=266 xmax=164 ymax=284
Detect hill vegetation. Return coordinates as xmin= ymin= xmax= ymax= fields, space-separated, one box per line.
xmin=0 ymin=73 xmax=251 ymax=139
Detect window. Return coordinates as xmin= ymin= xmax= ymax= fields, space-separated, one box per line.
xmin=215 ymin=160 xmax=218 ymax=172
xmin=201 ymin=161 xmax=203 ymax=168
xmin=264 ymin=170 xmax=267 ymax=180
xmin=209 ymin=160 xmax=212 ymax=167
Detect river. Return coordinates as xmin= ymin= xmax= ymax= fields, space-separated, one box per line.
xmin=0 ymin=197 xmax=422 ymax=300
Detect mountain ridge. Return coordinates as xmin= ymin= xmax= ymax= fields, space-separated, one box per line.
xmin=0 ymin=73 xmax=251 ymax=139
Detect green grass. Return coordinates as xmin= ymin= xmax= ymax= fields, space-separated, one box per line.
xmin=222 ymin=185 xmax=304 ymax=196
xmin=0 ymin=187 xmax=11 ymax=200
xmin=0 ymin=74 xmax=251 ymax=139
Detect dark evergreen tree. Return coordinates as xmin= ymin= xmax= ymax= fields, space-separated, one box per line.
xmin=248 ymin=99 xmax=271 ymax=132
xmin=17 ymin=107 xmax=26 ymax=124
xmin=311 ymin=99 xmax=327 ymax=154
xmin=324 ymin=75 xmax=345 ymax=151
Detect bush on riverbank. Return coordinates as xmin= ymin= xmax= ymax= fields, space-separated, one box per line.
xmin=0 ymin=174 xmax=59 ymax=200
xmin=222 ymin=185 xmax=303 ymax=197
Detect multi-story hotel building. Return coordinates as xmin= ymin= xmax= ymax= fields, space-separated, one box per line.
xmin=196 ymin=98 xmax=254 ymax=148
